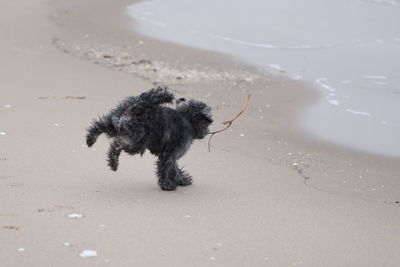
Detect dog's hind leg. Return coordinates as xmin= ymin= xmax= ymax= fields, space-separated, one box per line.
xmin=156 ymin=154 xmax=179 ymax=191
xmin=86 ymin=116 xmax=116 ymax=147
xmin=107 ymin=139 xmax=122 ymax=171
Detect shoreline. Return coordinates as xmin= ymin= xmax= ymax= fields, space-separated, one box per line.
xmin=1 ymin=0 xmax=400 ymax=266
xmin=51 ymin=0 xmax=400 ymax=202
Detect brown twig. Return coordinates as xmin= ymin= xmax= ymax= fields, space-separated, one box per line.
xmin=208 ymin=94 xmax=251 ymax=152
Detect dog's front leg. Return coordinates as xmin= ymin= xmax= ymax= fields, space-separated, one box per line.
xmin=86 ymin=115 xmax=116 ymax=147
xmin=107 ymin=139 xmax=122 ymax=171
xmin=156 ymin=154 xmax=178 ymax=191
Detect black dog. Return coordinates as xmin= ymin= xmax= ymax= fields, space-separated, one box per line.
xmin=86 ymin=87 xmax=213 ymax=191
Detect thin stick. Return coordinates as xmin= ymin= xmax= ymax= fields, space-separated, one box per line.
xmin=208 ymin=94 xmax=251 ymax=152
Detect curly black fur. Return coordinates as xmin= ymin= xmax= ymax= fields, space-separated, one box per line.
xmin=85 ymin=87 xmax=213 ymax=191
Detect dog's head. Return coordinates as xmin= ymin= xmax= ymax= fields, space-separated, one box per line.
xmin=176 ymin=98 xmax=213 ymax=139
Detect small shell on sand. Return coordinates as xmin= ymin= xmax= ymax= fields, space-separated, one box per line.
xmin=79 ymin=250 xmax=97 ymax=258
xmin=68 ymin=213 xmax=83 ymax=219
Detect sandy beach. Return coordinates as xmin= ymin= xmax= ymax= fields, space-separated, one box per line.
xmin=1 ymin=0 xmax=400 ymax=266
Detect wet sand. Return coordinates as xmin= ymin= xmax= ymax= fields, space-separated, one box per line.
xmin=1 ymin=0 xmax=400 ymax=266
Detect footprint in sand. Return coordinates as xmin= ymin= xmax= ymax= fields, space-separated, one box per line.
xmin=37 ymin=205 xmax=74 ymax=213
xmin=2 ymin=225 xmax=20 ymax=231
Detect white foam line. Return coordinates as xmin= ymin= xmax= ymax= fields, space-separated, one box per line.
xmin=209 ymin=34 xmax=335 ymax=51
xmin=321 ymin=83 xmax=336 ymax=92
xmin=328 ymin=99 xmax=340 ymax=106
xmin=363 ymin=75 xmax=388 ymax=80
xmin=149 ymin=19 xmax=167 ymax=27
xmin=269 ymin=64 xmax=284 ymax=71
xmin=286 ymin=43 xmax=334 ymax=50
xmin=287 ymin=45 xmax=314 ymax=49
xmin=362 ymin=0 xmax=400 ymax=6
xmin=209 ymin=34 xmax=278 ymax=49
xmin=315 ymin=77 xmax=336 ymax=92
xmin=346 ymin=109 xmax=371 ymax=116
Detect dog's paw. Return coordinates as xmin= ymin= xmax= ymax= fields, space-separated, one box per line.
xmin=107 ymin=159 xmax=119 ymax=172
xmin=177 ymin=172 xmax=193 ymax=186
xmin=159 ymin=180 xmax=177 ymax=191
xmin=86 ymin=135 xmax=96 ymax=147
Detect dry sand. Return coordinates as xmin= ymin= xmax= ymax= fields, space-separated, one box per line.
xmin=1 ymin=0 xmax=399 ymax=266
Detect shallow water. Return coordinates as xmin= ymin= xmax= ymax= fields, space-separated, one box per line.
xmin=127 ymin=0 xmax=400 ymax=157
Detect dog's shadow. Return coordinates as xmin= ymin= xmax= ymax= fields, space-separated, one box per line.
xmin=96 ymin=175 xmax=212 ymax=206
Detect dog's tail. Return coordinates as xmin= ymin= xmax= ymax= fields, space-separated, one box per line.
xmin=139 ymin=86 xmax=174 ymax=106
xmin=128 ymin=86 xmax=174 ymax=115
